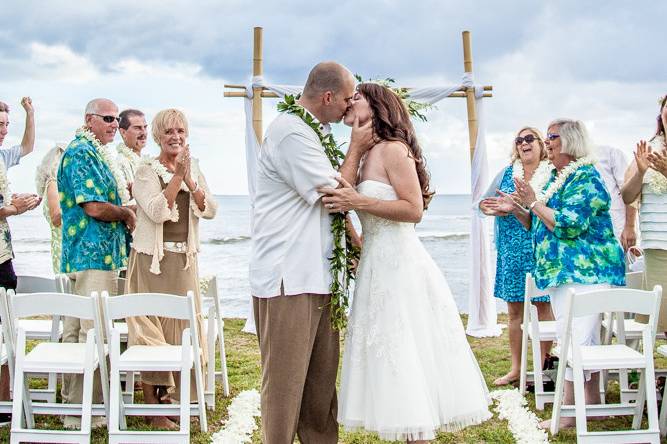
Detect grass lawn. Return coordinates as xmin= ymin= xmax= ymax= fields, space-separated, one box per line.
xmin=2 ymin=314 xmax=667 ymax=443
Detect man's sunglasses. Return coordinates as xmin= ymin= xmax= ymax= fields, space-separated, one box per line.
xmin=546 ymin=133 xmax=561 ymax=141
xmin=92 ymin=113 xmax=120 ymax=123
xmin=515 ymin=134 xmax=539 ymax=145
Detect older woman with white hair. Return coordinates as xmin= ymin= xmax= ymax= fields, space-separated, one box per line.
xmin=502 ymin=118 xmax=625 ymax=429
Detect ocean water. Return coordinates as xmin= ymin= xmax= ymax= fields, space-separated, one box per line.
xmin=10 ymin=195 xmax=506 ymax=318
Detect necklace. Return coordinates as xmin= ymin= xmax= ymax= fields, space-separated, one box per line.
xmin=75 ymin=127 xmax=131 ymax=204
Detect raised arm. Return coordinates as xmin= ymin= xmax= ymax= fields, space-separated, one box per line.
xmin=19 ymin=97 xmax=35 ymax=157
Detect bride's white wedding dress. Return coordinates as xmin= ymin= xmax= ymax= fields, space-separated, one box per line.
xmin=338 ymin=180 xmax=492 ymax=441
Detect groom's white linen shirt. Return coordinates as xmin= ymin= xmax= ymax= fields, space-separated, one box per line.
xmin=250 ymin=112 xmax=339 ymax=298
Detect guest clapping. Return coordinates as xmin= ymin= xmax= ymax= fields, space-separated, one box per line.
xmin=621 ymin=94 xmax=667 ymax=333
xmin=0 ymin=97 xmax=40 ymax=411
xmin=511 ymin=119 xmax=625 ymax=429
xmin=478 ymin=127 xmax=554 ymax=387
xmin=126 ymin=109 xmax=217 ymax=430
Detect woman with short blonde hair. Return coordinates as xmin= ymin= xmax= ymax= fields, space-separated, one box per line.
xmin=126 ymin=108 xmax=217 ymax=429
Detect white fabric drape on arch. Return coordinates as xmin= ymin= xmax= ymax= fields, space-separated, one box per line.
xmin=239 ymin=74 xmax=500 ymax=338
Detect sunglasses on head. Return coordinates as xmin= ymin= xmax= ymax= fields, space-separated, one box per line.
xmin=515 ymin=134 xmax=538 ymax=145
xmin=92 ymin=113 xmax=120 ymax=123
xmin=546 ymin=133 xmax=560 ymax=141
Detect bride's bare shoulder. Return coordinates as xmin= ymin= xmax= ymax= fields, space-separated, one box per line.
xmin=374 ymin=141 xmax=413 ymax=163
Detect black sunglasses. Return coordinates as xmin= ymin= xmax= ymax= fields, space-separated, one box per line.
xmin=515 ymin=134 xmax=539 ymax=145
xmin=546 ymin=133 xmax=560 ymax=141
xmin=92 ymin=113 xmax=120 ymax=123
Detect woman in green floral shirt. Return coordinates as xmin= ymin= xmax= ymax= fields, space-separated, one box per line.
xmin=504 ymin=119 xmax=625 ymax=429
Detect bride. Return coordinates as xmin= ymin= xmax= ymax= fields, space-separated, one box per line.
xmin=319 ymin=83 xmax=491 ymax=443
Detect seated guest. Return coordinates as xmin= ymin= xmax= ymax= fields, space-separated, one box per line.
xmin=505 ymin=118 xmax=625 ymax=429
xmin=478 ymin=126 xmax=554 ymax=386
xmin=126 ymin=108 xmax=217 ymax=429
xmin=35 ymin=143 xmax=66 ymax=273
xmin=0 ymin=97 xmax=40 ymax=413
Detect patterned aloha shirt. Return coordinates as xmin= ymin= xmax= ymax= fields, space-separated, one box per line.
xmin=57 ymin=134 xmax=128 ymax=273
xmin=533 ymin=164 xmax=625 ymax=290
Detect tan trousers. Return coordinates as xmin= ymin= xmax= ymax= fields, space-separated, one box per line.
xmin=253 ymin=293 xmax=339 ymax=444
xmin=61 ymin=269 xmax=118 ymax=404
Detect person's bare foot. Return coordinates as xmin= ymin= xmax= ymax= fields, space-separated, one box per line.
xmin=147 ymin=416 xmax=179 ymax=430
xmin=538 ymin=417 xmax=575 ymax=431
xmin=493 ymin=372 xmax=520 ymax=386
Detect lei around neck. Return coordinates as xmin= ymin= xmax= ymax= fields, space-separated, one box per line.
xmin=75 ymin=127 xmax=131 ymax=205
xmin=277 ymin=95 xmax=359 ymax=331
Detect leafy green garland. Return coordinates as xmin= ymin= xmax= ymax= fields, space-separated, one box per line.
xmin=277 ymin=95 xmax=359 ymax=330
xmin=354 ymin=74 xmax=434 ymax=122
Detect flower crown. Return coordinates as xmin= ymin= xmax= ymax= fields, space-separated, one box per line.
xmin=354 ymin=74 xmax=433 ymax=122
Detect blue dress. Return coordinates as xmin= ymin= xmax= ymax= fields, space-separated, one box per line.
xmin=494 ymin=165 xmax=548 ymax=303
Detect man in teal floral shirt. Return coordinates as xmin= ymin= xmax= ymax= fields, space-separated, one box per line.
xmin=57 ymin=98 xmax=135 ymax=429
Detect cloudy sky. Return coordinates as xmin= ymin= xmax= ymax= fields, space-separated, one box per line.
xmin=1 ymin=0 xmax=664 ymax=195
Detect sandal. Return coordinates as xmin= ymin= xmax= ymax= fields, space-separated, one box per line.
xmin=493 ymin=374 xmax=520 ymax=386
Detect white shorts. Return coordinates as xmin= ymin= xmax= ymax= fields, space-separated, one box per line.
xmin=548 ymin=283 xmax=610 ymax=382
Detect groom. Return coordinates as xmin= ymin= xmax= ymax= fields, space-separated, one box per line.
xmin=250 ymin=61 xmax=372 ymax=443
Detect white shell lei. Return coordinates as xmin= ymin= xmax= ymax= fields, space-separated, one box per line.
xmin=75 ymin=127 xmax=131 ymax=205
xmin=141 ymin=156 xmax=196 ymax=192
xmin=537 ymin=156 xmax=596 ymax=204
xmin=512 ymin=159 xmax=553 ymax=194
xmin=116 ymin=142 xmax=141 ymax=167
xmin=0 ymin=156 xmax=10 ymax=204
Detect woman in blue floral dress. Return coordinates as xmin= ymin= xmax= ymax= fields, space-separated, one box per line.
xmin=509 ymin=119 xmax=625 ymax=429
xmin=478 ymin=126 xmax=554 ymax=386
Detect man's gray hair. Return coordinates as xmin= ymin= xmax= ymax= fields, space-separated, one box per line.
xmin=302 ymin=61 xmax=352 ymax=99
xmin=0 ymin=101 xmax=9 ymax=113
xmin=548 ymin=118 xmax=592 ymax=159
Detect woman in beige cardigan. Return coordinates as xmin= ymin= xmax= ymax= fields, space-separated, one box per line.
xmin=126 ymin=108 xmax=217 ymax=430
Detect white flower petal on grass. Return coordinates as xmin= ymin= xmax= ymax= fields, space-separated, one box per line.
xmin=210 ymin=389 xmax=261 ymax=444
xmin=490 ymin=389 xmax=549 ymax=444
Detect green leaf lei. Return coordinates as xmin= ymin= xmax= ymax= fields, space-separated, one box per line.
xmin=277 ymin=94 xmax=360 ymax=331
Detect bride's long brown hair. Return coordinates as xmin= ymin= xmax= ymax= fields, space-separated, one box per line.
xmin=358 ymin=83 xmax=435 ymax=209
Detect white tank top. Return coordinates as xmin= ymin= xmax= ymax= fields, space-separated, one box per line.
xmin=640 ymin=135 xmax=667 ymax=250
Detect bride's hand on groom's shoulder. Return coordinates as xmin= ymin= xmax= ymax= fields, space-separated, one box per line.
xmin=349 ymin=115 xmax=375 ymax=154
xmin=318 ymin=176 xmax=367 ymax=213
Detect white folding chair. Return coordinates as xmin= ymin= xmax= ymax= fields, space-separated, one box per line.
xmin=12 ymin=275 xmax=65 ymax=404
xmin=8 ymin=289 xmax=109 ymax=444
xmin=600 ymin=271 xmax=659 ymax=403
xmin=518 ymin=273 xmax=557 ymax=409
xmin=550 ymin=286 xmax=662 ymax=443
xmin=102 ymin=291 xmax=207 ymax=443
xmin=201 ymin=276 xmax=230 ymax=408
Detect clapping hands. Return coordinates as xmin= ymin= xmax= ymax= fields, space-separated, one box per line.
xmin=10 ymin=193 xmax=41 ymax=215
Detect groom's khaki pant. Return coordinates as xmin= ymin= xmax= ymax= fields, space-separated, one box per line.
xmin=253 ymin=292 xmax=339 ymax=444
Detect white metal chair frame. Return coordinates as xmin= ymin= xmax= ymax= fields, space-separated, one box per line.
xmin=201 ymin=276 xmax=230 ymax=408
xmin=102 ymin=291 xmax=207 ymax=444
xmin=550 ymin=286 xmax=662 ymax=443
xmin=9 ymin=290 xmax=109 ymax=444
xmin=518 ymin=273 xmax=557 ymax=410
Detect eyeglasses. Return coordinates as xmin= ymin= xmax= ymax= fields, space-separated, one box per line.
xmin=92 ymin=114 xmax=120 ymax=123
xmin=515 ymin=134 xmax=538 ymax=145
xmin=546 ymin=133 xmax=560 ymax=141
